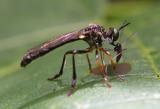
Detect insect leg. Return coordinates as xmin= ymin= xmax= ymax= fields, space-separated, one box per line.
xmin=103 ymin=75 xmax=112 ymax=88
xmin=72 ymin=53 xmax=76 ymax=88
xmin=96 ymin=49 xmax=111 ymax=87
xmin=60 ymin=48 xmax=92 ymax=96
xmin=48 ymin=48 xmax=92 ymax=81
xmin=95 ymin=49 xmax=105 ymax=74
xmin=67 ymin=53 xmax=77 ymax=96
xmin=86 ymin=54 xmax=92 ymax=73
xmin=48 ymin=53 xmax=66 ymax=80
xmin=100 ymin=50 xmax=105 ymax=65
xmin=99 ymin=47 xmax=116 ymax=68
xmin=68 ymin=48 xmax=92 ymax=87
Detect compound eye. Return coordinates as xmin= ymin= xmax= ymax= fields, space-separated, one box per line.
xmin=114 ymin=28 xmax=118 ymax=34
xmin=113 ymin=28 xmax=119 ymax=42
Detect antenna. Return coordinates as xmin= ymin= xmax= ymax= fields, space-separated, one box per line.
xmin=118 ymin=21 xmax=131 ymax=31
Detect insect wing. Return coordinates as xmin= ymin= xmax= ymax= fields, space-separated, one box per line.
xmin=90 ymin=63 xmax=131 ymax=76
xmin=112 ymin=63 xmax=131 ymax=75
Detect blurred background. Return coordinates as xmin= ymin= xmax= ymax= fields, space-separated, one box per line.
xmin=0 ymin=0 xmax=160 ymax=109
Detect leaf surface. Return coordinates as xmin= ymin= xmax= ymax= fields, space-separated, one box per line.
xmin=0 ymin=1 xmax=160 ymax=109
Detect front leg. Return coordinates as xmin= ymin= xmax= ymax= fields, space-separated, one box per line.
xmin=99 ymin=47 xmax=116 ymax=68
xmin=95 ymin=49 xmax=105 ymax=74
xmin=95 ymin=49 xmax=111 ymax=88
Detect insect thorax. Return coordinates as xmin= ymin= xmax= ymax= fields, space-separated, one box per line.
xmin=82 ymin=24 xmax=105 ymax=48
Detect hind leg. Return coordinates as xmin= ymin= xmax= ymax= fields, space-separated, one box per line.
xmin=48 ymin=48 xmax=92 ymax=80
xmin=48 ymin=53 xmax=66 ymax=80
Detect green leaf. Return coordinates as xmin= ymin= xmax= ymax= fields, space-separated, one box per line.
xmin=0 ymin=1 xmax=160 ymax=109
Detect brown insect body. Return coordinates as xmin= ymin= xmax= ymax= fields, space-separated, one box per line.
xmin=21 ymin=31 xmax=80 ymax=67
xmin=20 ymin=22 xmax=130 ymax=96
xmin=21 ymin=24 xmax=105 ymax=67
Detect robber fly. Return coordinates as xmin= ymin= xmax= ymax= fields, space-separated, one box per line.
xmin=21 ymin=22 xmax=130 ymax=95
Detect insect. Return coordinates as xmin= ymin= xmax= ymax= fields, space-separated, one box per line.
xmin=21 ymin=22 xmax=130 ymax=95
xmin=91 ymin=62 xmax=131 ymax=80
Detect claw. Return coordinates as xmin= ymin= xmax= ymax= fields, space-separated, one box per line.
xmin=48 ymin=77 xmax=55 ymax=81
xmin=48 ymin=72 xmax=62 ymax=81
xmin=67 ymin=88 xmax=75 ymax=96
